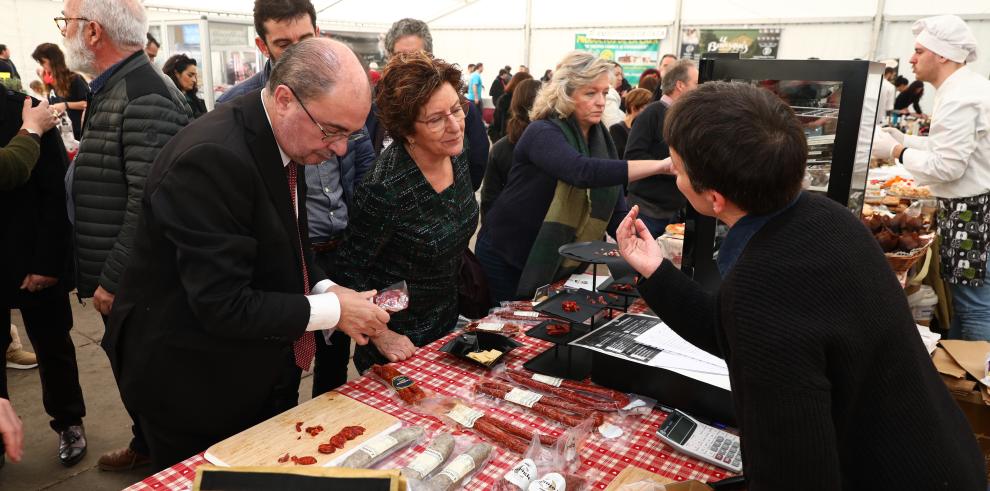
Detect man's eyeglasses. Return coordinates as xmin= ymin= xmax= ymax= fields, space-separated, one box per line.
xmin=54 ymin=17 xmax=89 ymax=31
xmin=285 ymin=85 xmax=364 ymax=144
xmin=416 ymin=102 xmax=468 ymax=134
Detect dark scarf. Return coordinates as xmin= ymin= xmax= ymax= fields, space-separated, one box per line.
xmin=515 ymin=115 xmax=621 ymax=297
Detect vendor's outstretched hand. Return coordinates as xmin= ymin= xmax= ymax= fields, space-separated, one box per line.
xmin=617 ymin=205 xmax=664 ymax=279
xmin=371 ymin=329 xmax=416 ymax=363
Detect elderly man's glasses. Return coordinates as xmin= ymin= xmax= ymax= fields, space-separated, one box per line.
xmin=416 ymin=102 xmax=469 ymax=134
xmin=54 ymin=17 xmax=89 ymax=31
xmin=285 ymin=85 xmax=364 ymax=144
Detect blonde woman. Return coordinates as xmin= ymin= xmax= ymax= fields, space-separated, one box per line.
xmin=475 ymin=51 xmax=673 ymax=302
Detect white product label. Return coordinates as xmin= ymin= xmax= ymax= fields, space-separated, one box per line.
xmin=446 ymin=403 xmax=484 ymax=428
xmin=504 ymin=388 xmax=543 ymax=408
xmin=513 ymin=311 xmax=540 ymax=318
xmin=475 ymin=322 xmax=505 ymax=332
xmin=532 ymin=374 xmax=564 ymax=387
xmin=503 ymin=458 xmax=538 ymax=489
xmin=597 ymin=423 xmax=624 ymax=439
xmin=622 ymin=398 xmax=648 ymax=411
xmin=406 ymin=448 xmax=445 ymax=477
xmin=529 ymin=472 xmax=566 ymax=491
xmin=358 ymin=434 xmax=398 ymax=460
xmin=438 ymin=454 xmax=476 ymax=483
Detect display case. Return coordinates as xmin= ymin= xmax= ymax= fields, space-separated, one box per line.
xmin=682 ymin=54 xmax=885 ymax=290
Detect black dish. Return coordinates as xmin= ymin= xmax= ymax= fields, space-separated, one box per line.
xmin=557 ymin=241 xmax=621 ymax=264
xmin=525 ymin=319 xmax=591 ymax=345
xmin=533 ymin=290 xmax=607 ymax=324
xmin=439 ymin=332 xmax=522 ymax=369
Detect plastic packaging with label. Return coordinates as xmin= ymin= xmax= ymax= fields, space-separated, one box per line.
xmin=425 ymin=442 xmax=493 ymax=491
xmin=400 ymin=432 xmax=456 ymax=480
xmin=336 ymin=425 xmax=424 ymax=468
xmin=374 ymin=280 xmax=409 ymax=313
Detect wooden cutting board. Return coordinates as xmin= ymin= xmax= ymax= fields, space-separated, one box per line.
xmin=604 ymin=465 xmax=674 ymax=490
xmin=205 ymin=391 xmax=402 ymax=467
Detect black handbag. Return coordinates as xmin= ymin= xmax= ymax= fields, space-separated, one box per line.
xmin=458 ymin=248 xmax=492 ymax=319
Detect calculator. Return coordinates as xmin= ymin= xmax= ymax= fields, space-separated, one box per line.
xmin=656 ymin=409 xmax=742 ymax=473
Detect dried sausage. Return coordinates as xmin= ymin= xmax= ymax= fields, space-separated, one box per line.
xmin=338 ymin=426 xmax=424 ymax=468
xmin=426 ymin=443 xmax=492 ymax=491
xmin=475 ymin=381 xmax=603 ymax=427
xmin=505 ymin=370 xmax=629 ymax=411
xmin=401 ymin=432 xmax=455 ymax=480
xmin=371 ymin=364 xmax=427 ymax=405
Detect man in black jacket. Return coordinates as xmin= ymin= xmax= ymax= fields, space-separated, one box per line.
xmin=0 ymin=90 xmax=87 ymax=467
xmin=624 ymin=59 xmax=698 ymax=237
xmin=60 ymin=0 xmax=191 ymax=471
xmin=617 ymin=81 xmax=985 ymax=490
xmin=105 ymin=38 xmax=389 ymax=470
xmin=0 ymin=45 xmax=19 ymax=81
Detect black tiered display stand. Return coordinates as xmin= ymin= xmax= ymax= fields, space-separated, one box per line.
xmin=523 ymin=241 xmax=635 ymax=379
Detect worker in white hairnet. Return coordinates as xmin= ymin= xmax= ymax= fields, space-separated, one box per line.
xmin=871 ymin=14 xmax=990 ymax=341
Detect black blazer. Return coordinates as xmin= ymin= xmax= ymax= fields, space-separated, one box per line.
xmin=104 ymin=90 xmax=328 ymax=438
xmin=0 ymin=91 xmax=72 ymax=302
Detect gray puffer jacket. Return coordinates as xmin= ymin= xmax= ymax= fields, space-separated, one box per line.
xmin=73 ymin=50 xmax=191 ymax=298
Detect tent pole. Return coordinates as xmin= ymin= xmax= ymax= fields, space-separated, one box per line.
xmin=524 ymin=0 xmax=533 ymax=68
xmin=672 ymin=0 xmax=684 ymax=60
xmin=200 ymin=16 xmax=216 ymax=111
xmin=868 ymin=0 xmax=886 ymax=60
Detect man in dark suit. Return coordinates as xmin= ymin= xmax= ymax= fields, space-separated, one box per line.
xmin=0 ymin=90 xmax=87 ymax=467
xmin=104 ymin=38 xmax=390 ymax=470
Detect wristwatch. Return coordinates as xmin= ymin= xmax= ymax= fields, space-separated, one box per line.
xmin=898 ymin=147 xmax=907 ymax=164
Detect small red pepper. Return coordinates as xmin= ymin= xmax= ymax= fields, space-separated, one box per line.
xmin=294 ymin=456 xmax=317 ymax=465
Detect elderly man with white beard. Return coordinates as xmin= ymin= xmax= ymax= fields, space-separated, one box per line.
xmin=58 ymin=0 xmax=192 ymax=471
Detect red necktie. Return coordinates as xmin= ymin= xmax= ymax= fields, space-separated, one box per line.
xmin=286 ymin=162 xmax=316 ymax=371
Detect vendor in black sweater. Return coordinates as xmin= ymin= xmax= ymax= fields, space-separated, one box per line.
xmin=616 ymin=81 xmax=985 ymax=490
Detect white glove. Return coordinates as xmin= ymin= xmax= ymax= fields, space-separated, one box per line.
xmin=871 ymin=127 xmax=898 ymax=160
xmin=881 ymin=126 xmax=905 ymax=145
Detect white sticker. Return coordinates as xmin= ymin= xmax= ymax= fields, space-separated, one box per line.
xmin=358 ymin=434 xmax=398 ymax=460
xmin=438 ymin=454 xmax=477 ymax=483
xmin=532 ymin=374 xmax=564 ymax=387
xmin=622 ymin=398 xmax=648 ymax=411
xmin=406 ymin=447 xmax=445 ymax=477
xmin=446 ymin=403 xmax=484 ymax=428
xmin=597 ymin=423 xmax=624 ymax=439
xmin=475 ymin=322 xmax=505 ymax=332
xmin=503 ymin=458 xmax=538 ymax=489
xmin=528 ymin=472 xmax=566 ymax=491
xmin=513 ymin=311 xmax=540 ymax=318
xmin=504 ymin=388 xmax=543 ymax=408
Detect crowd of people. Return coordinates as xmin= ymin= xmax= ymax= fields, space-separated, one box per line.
xmin=0 ymin=0 xmax=987 ymax=488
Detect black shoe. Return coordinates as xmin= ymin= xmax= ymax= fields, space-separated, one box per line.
xmin=58 ymin=425 xmax=87 ymax=467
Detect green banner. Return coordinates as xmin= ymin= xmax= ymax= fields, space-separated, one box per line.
xmin=575 ymin=34 xmax=660 ymax=86
xmin=680 ymin=28 xmax=780 ymax=61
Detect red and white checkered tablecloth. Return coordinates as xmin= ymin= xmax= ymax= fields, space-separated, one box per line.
xmin=126 ymin=299 xmax=734 ymax=490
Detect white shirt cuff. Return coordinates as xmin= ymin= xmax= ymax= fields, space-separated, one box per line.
xmin=311 ymin=279 xmax=335 ymax=294
xmin=305 ymin=291 xmax=341 ymax=333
